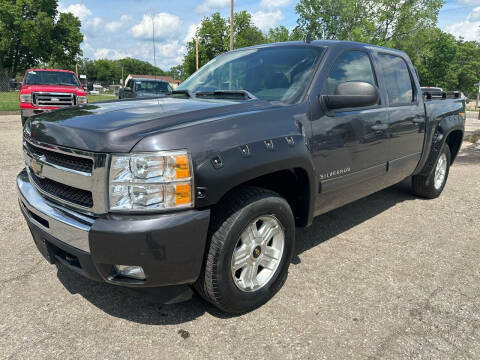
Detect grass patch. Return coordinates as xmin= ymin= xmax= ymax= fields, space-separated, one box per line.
xmin=87 ymin=94 xmax=118 ymax=103
xmin=0 ymin=92 xmax=20 ymax=111
xmin=0 ymin=91 xmax=118 ymax=112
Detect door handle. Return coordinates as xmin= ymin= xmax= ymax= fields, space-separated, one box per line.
xmin=371 ymin=123 xmax=388 ymax=131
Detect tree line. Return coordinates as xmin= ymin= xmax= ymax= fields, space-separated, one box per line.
xmin=178 ymin=1 xmax=480 ymax=98
xmin=2 ymin=0 xmax=480 ymax=97
xmin=77 ymin=58 xmax=169 ymax=86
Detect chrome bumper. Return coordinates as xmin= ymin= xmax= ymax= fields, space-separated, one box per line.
xmin=17 ymin=169 xmax=93 ymax=253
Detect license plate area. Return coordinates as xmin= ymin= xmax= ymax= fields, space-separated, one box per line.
xmin=30 ymin=228 xmax=55 ymax=264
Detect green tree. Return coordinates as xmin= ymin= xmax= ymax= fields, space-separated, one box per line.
xmin=182 ymin=11 xmax=266 ymax=77
xmin=414 ymin=29 xmax=458 ymax=90
xmin=77 ymin=57 xmax=167 ymax=85
xmin=234 ymin=11 xmax=265 ymax=48
xmin=168 ymin=64 xmax=186 ymax=82
xmin=295 ymin=0 xmax=443 ymax=45
xmin=0 ymin=0 xmax=83 ymax=90
xmin=50 ymin=12 xmax=83 ymax=69
xmin=456 ymin=40 xmax=480 ymax=97
xmin=266 ymin=26 xmax=305 ymax=43
xmin=266 ymin=26 xmax=291 ymax=43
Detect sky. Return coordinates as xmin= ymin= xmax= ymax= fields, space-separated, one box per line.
xmin=58 ymin=0 xmax=480 ymax=70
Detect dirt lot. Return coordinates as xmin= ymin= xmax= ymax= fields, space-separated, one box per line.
xmin=1 ymin=115 xmax=479 ymax=360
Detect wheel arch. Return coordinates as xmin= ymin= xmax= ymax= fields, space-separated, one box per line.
xmin=194 ymin=135 xmax=316 ymax=227
xmin=417 ymin=114 xmax=464 ymax=177
xmin=445 ymin=129 xmax=463 ymax=164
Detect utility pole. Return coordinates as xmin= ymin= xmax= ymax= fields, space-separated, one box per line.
xmin=230 ymin=0 xmax=234 ymax=50
xmin=195 ymin=36 xmax=199 ymax=71
xmin=75 ymin=63 xmax=79 ymax=78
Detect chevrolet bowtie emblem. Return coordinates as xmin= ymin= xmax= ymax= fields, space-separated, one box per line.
xmin=30 ymin=158 xmax=44 ymax=178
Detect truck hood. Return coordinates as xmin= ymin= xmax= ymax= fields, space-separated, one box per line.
xmin=26 ymin=97 xmax=273 ymax=152
xmin=21 ymin=84 xmax=85 ymax=94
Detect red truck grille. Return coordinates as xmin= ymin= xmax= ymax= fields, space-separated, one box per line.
xmin=32 ymin=92 xmax=76 ymax=107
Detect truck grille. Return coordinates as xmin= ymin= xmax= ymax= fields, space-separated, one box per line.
xmin=25 ymin=141 xmax=93 ymax=174
xmin=33 ymin=92 xmax=76 ymax=107
xmin=30 ymin=172 xmax=94 ymax=208
xmin=23 ymin=137 xmax=109 ymax=214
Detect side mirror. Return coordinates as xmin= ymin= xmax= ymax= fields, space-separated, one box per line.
xmin=322 ymin=81 xmax=379 ymax=110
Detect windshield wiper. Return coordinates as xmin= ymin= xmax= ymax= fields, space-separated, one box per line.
xmin=195 ymin=90 xmax=258 ymax=100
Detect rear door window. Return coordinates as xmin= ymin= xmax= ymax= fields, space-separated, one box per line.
xmin=378 ymin=54 xmax=415 ymax=106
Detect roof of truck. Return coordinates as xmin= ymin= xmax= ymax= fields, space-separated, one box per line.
xmin=25 ymin=68 xmax=75 ymax=73
xmin=235 ymin=40 xmax=407 ymax=55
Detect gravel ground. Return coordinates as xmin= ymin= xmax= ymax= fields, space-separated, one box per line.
xmin=0 ymin=115 xmax=479 ymax=360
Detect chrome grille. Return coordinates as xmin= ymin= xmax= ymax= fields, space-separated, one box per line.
xmin=32 ymin=92 xmax=76 ymax=107
xmin=24 ymin=141 xmax=93 ymax=174
xmin=23 ymin=137 xmax=109 ymax=214
xmin=30 ymin=172 xmax=93 ymax=208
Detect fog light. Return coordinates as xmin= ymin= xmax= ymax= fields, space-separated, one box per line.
xmin=114 ymin=265 xmax=146 ymax=280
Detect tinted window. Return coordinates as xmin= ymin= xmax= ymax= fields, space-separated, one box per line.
xmin=327 ymin=51 xmax=376 ymax=94
xmin=378 ymin=54 xmax=414 ymax=106
xmin=178 ymin=46 xmax=324 ymax=103
xmin=24 ymin=71 xmax=79 ymax=86
xmin=134 ymin=80 xmax=171 ymax=93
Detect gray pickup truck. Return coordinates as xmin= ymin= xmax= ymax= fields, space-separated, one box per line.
xmin=18 ymin=41 xmax=465 ymax=314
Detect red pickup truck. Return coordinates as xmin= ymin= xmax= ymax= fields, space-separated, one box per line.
xmin=19 ymin=69 xmax=87 ymax=126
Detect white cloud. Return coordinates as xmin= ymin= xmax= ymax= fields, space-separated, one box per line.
xmin=105 ymin=21 xmax=122 ymax=32
xmin=445 ymin=6 xmax=480 ymax=41
xmin=58 ymin=3 xmax=103 ymax=33
xmin=105 ymin=15 xmax=131 ymax=32
xmin=157 ymin=40 xmax=185 ymax=59
xmin=260 ymin=0 xmax=290 ymax=10
xmin=196 ymin=0 xmax=230 ymax=13
xmin=58 ymin=3 xmax=92 ymax=21
xmin=252 ymin=10 xmax=284 ymax=32
xmin=184 ymin=23 xmax=200 ymax=43
xmin=468 ymin=6 xmax=480 ymax=21
xmin=89 ymin=17 xmax=102 ymax=30
xmin=94 ymin=48 xmax=132 ymax=60
xmin=131 ymin=13 xmax=181 ymax=40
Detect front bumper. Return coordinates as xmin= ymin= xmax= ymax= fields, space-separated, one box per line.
xmin=17 ymin=169 xmax=211 ymax=287
xmin=21 ymin=107 xmax=59 ymax=118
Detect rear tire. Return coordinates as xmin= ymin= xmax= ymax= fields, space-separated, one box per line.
xmin=194 ymin=187 xmax=295 ymax=314
xmin=21 ymin=116 xmax=27 ymax=127
xmin=412 ymin=143 xmax=451 ymax=199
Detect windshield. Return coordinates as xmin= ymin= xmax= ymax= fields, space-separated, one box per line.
xmin=135 ymin=80 xmax=171 ymax=93
xmin=178 ymin=46 xmax=324 ymax=102
xmin=24 ymin=71 xmax=80 ymax=86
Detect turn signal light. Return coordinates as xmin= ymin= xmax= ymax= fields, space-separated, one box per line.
xmin=175 ymin=183 xmax=192 ymax=205
xmin=175 ymin=155 xmax=190 ymax=178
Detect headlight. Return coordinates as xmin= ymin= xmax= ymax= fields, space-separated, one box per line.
xmin=77 ymin=95 xmax=87 ymax=104
xmin=20 ymin=94 xmax=32 ymax=103
xmin=109 ymin=151 xmax=193 ymax=211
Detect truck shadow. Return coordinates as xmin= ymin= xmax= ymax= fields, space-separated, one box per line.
xmin=56 ymin=179 xmax=417 ymax=324
xmin=453 ymin=143 xmax=480 ymax=165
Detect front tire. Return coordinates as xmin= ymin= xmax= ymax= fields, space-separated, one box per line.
xmin=412 ymin=143 xmax=451 ymax=199
xmin=195 ymin=187 xmax=295 ymax=314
